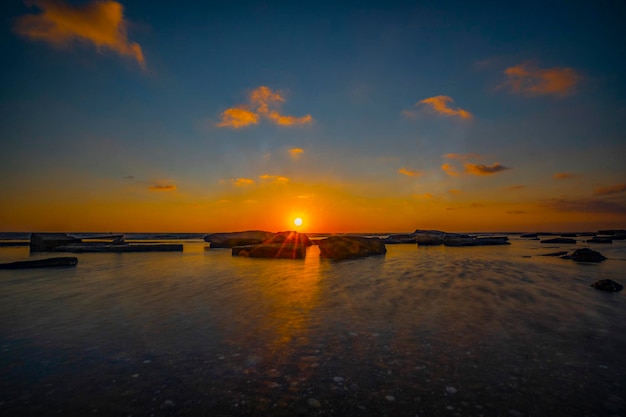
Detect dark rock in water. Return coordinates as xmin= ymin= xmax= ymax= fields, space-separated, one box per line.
xmin=382 ymin=234 xmax=417 ymax=244
xmin=443 ymin=235 xmax=509 ymax=247
xmin=318 ymin=236 xmax=386 ymax=260
xmin=570 ymin=248 xmax=606 ymax=262
xmin=539 ymin=251 xmax=569 ymax=257
xmin=520 ymin=233 xmax=539 ymax=238
xmin=587 ymin=237 xmax=613 ymax=244
xmin=591 ymin=279 xmax=623 ymax=292
xmin=541 ymin=238 xmax=577 ymax=244
xmin=54 ymin=243 xmax=182 ymax=253
xmin=598 ymin=229 xmax=626 ymax=236
xmin=560 ymin=233 xmax=578 ymax=237
xmin=232 ymin=243 xmax=306 ymax=259
xmin=264 ymin=231 xmax=312 ymax=246
xmin=416 ymin=232 xmax=445 ymax=246
xmin=0 ymin=257 xmax=78 ymax=269
xmin=30 ymin=233 xmax=81 ymax=252
xmin=204 ymin=230 xmax=275 ymax=248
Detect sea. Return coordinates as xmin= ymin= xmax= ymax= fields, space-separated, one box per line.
xmin=0 ymin=233 xmax=625 ymax=417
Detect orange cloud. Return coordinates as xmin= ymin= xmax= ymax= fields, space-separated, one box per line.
xmin=503 ymin=63 xmax=580 ymax=96
xmin=216 ymin=108 xmax=259 ymax=128
xmin=464 ymin=162 xmax=510 ymax=175
xmin=506 ymin=185 xmax=526 ymax=190
xmin=15 ymin=0 xmax=145 ymax=69
xmin=443 ymin=153 xmax=481 ymax=161
xmin=553 ymin=172 xmax=578 ymax=180
xmin=448 ymin=189 xmax=463 ymax=195
xmin=217 ymin=86 xmax=313 ymax=128
xmin=441 ymin=163 xmax=461 ymax=177
xmin=149 ymin=184 xmax=176 ymax=191
xmin=418 ymin=96 xmax=472 ymax=120
xmin=259 ymin=174 xmax=289 ymax=184
xmin=398 ymin=168 xmax=422 ymax=177
xmin=594 ymin=184 xmax=626 ymax=196
xmin=288 ymin=148 xmax=304 ymax=158
xmin=233 ymin=178 xmax=254 ymax=186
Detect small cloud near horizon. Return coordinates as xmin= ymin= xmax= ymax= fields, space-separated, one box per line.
xmin=506 ymin=210 xmax=526 ymax=214
xmin=259 ymin=174 xmax=289 ymax=184
xmin=465 ymin=162 xmax=510 ymax=175
xmin=149 ymin=184 xmax=176 ymax=191
xmin=415 ymin=96 xmax=473 ymax=120
xmin=288 ymin=148 xmax=304 ymax=158
xmin=441 ymin=163 xmax=461 ymax=177
xmin=14 ymin=0 xmax=145 ymax=69
xmin=553 ymin=172 xmax=579 ymax=180
xmin=398 ymin=168 xmax=422 ymax=177
xmin=448 ymin=189 xmax=463 ymax=195
xmin=233 ymin=178 xmax=254 ymax=186
xmin=217 ymin=86 xmax=313 ymax=128
xmin=443 ymin=153 xmax=481 ymax=161
xmin=501 ymin=62 xmax=580 ymax=97
xmin=543 ymin=197 xmax=626 ymax=214
xmin=506 ymin=185 xmax=526 ymax=190
xmin=122 ymin=175 xmax=134 ymax=180
xmin=594 ymin=183 xmax=626 ymax=196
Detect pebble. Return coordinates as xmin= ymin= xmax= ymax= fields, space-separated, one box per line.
xmin=132 ymin=374 xmax=139 ymax=378
xmin=142 ymin=360 xmax=151 ymax=364
xmin=333 ymin=376 xmax=344 ymax=383
xmin=385 ymin=395 xmax=395 ymax=402
xmin=307 ymin=398 xmax=321 ymax=408
xmin=446 ymin=386 xmax=458 ymax=395
xmin=160 ymin=400 xmax=175 ymax=408
xmin=509 ymin=410 xmax=522 ymax=417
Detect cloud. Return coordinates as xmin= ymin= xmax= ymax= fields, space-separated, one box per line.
xmin=122 ymin=175 xmax=134 ymax=180
xmin=448 ymin=189 xmax=463 ymax=195
xmin=15 ymin=0 xmax=145 ymax=69
xmin=422 ymin=193 xmax=433 ymax=199
xmin=506 ymin=210 xmax=526 ymax=215
xmin=398 ymin=168 xmax=422 ymax=177
xmin=149 ymin=184 xmax=176 ymax=191
xmin=441 ymin=163 xmax=461 ymax=177
xmin=416 ymin=96 xmax=472 ymax=120
xmin=288 ymin=148 xmax=304 ymax=158
xmin=217 ymin=86 xmax=313 ymax=128
xmin=506 ymin=185 xmax=526 ymax=191
xmin=502 ymin=63 xmax=580 ymax=96
xmin=594 ymin=183 xmax=626 ymax=196
xmin=233 ymin=178 xmax=254 ymax=186
xmin=216 ymin=108 xmax=259 ymax=128
xmin=443 ymin=153 xmax=481 ymax=161
xmin=259 ymin=174 xmax=289 ymax=184
xmin=464 ymin=162 xmax=510 ymax=175
xmin=553 ymin=172 xmax=578 ymax=180
xmin=543 ymin=197 xmax=626 ymax=214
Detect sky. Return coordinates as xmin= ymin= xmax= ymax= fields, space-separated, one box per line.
xmin=1 ymin=0 xmax=625 ymax=233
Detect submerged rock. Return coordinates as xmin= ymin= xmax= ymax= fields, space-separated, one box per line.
xmin=318 ymin=236 xmax=386 ymax=260
xmin=587 ymin=237 xmax=613 ymax=244
xmin=232 ymin=243 xmax=306 ymax=259
xmin=539 ymin=251 xmax=568 ymax=257
xmin=30 ymin=233 xmax=81 ymax=252
xmin=204 ymin=230 xmax=275 ymax=248
xmin=570 ymin=248 xmax=606 ymax=262
xmin=382 ymin=234 xmax=417 ymax=244
xmin=520 ymin=233 xmax=539 ymax=238
xmin=0 ymin=256 xmax=78 ymax=269
xmin=443 ymin=235 xmax=509 ymax=247
xmin=264 ymin=231 xmax=312 ymax=246
xmin=591 ymin=279 xmax=623 ymax=292
xmin=541 ymin=238 xmax=577 ymax=244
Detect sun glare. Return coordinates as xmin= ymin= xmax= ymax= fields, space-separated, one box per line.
xmin=294 ymin=217 xmax=303 ymax=227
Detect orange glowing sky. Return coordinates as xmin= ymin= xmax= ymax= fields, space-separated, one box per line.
xmin=1 ymin=0 xmax=625 ymax=233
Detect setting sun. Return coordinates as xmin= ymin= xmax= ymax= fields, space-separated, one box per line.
xmin=294 ymin=217 xmax=303 ymax=227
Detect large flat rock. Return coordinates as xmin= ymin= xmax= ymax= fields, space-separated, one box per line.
xmin=318 ymin=236 xmax=386 ymax=260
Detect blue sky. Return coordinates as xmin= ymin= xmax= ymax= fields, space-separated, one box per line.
xmin=1 ymin=0 xmax=625 ymax=232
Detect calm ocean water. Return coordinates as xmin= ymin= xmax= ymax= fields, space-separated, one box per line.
xmin=1 ymin=236 xmax=625 ymax=416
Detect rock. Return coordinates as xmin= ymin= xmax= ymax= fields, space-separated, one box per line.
xmin=560 ymin=233 xmax=578 ymax=237
xmin=382 ymin=234 xmax=417 ymax=244
xmin=232 ymin=243 xmax=306 ymax=259
xmin=541 ymin=238 xmax=577 ymax=244
xmin=520 ymin=233 xmax=539 ymax=238
xmin=53 ymin=243 xmax=183 ymax=253
xmin=591 ymin=279 xmax=623 ymax=292
xmin=307 ymin=398 xmax=321 ymax=408
xmin=204 ymin=230 xmax=275 ymax=248
xmin=264 ymin=231 xmax=312 ymax=246
xmin=416 ymin=233 xmax=445 ymax=246
xmin=539 ymin=251 xmax=568 ymax=257
xmin=0 ymin=257 xmax=78 ymax=269
xmin=30 ymin=233 xmax=81 ymax=252
xmin=443 ymin=235 xmax=509 ymax=247
xmin=587 ymin=237 xmax=613 ymax=244
xmin=318 ymin=236 xmax=386 ymax=260
xmin=570 ymin=248 xmax=606 ymax=262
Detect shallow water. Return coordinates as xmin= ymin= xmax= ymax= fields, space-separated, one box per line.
xmin=1 ymin=237 xmax=625 ymax=416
